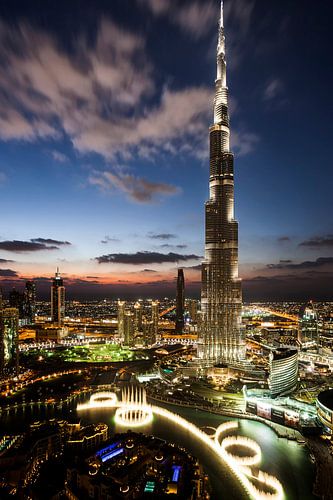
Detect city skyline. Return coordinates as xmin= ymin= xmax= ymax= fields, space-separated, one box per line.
xmin=0 ymin=0 xmax=333 ymax=300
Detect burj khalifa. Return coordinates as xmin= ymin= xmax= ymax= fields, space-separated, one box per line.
xmin=200 ymin=1 xmax=245 ymax=364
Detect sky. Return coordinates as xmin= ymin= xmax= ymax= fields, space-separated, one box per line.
xmin=0 ymin=0 xmax=332 ymax=301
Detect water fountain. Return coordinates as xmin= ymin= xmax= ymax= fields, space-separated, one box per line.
xmin=114 ymin=386 xmax=153 ymax=427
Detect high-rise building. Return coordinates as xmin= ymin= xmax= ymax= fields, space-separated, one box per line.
xmin=143 ymin=319 xmax=155 ymax=347
xmin=124 ymin=311 xmax=134 ymax=346
xmin=24 ymin=281 xmax=36 ymax=324
xmin=0 ymin=307 xmax=19 ymax=375
xmin=151 ymin=301 xmax=159 ymax=340
xmin=188 ymin=299 xmax=198 ymax=324
xmin=9 ymin=289 xmax=25 ymax=318
xmin=51 ymin=268 xmax=65 ymax=325
xmin=117 ymin=301 xmax=126 ymax=338
xmin=134 ymin=302 xmax=143 ymax=334
xmin=299 ymin=302 xmax=319 ymax=348
xmin=175 ymin=269 xmax=185 ymax=333
xmin=200 ymin=2 xmax=245 ymax=364
xmin=269 ymin=349 xmax=298 ymax=397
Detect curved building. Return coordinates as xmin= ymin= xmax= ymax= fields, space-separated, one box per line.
xmin=316 ymin=389 xmax=333 ymax=433
xmin=200 ymin=1 xmax=245 ymax=364
xmin=269 ymin=349 xmax=298 ymax=397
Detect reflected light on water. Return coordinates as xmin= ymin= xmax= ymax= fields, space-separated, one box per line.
xmin=77 ymin=391 xmax=284 ymax=500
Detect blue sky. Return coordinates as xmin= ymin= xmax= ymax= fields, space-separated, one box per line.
xmin=0 ymin=0 xmax=332 ymax=300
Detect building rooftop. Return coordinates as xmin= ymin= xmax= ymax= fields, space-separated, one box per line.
xmin=317 ymin=389 xmax=333 ymax=411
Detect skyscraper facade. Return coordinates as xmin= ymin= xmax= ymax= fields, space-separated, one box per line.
xmin=151 ymin=301 xmax=159 ymax=340
xmin=117 ymin=300 xmax=126 ymax=338
xmin=51 ymin=268 xmax=65 ymax=325
xmin=175 ymin=269 xmax=185 ymax=333
xmin=0 ymin=307 xmax=19 ymax=375
xmin=24 ymin=280 xmax=36 ymax=324
xmin=200 ymin=2 xmax=245 ymax=364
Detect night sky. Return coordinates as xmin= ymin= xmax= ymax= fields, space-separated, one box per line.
xmin=0 ymin=0 xmax=332 ymax=301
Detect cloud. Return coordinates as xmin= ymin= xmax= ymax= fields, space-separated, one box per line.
xmin=89 ymin=170 xmax=179 ymax=203
xmin=0 ymin=18 xmax=219 ymax=163
xmin=95 ymin=251 xmax=201 ymax=265
xmin=299 ymin=235 xmax=333 ymax=248
xmin=30 ymin=238 xmax=71 ymax=246
xmin=231 ymin=130 xmax=260 ymax=157
xmin=100 ymin=235 xmax=120 ymax=244
xmin=138 ymin=0 xmax=217 ymax=38
xmin=148 ymin=233 xmax=176 ymax=240
xmin=263 ymin=78 xmax=284 ymax=101
xmin=267 ymin=257 xmax=333 ymax=270
xmin=0 ymin=258 xmax=15 ymax=263
xmin=0 ymin=238 xmax=70 ymax=252
xmin=183 ymin=264 xmax=202 ymax=270
xmin=277 ymin=236 xmax=290 ymax=242
xmin=51 ymin=150 xmax=69 ymax=163
xmin=160 ymin=243 xmax=187 ymax=249
xmin=0 ymin=268 xmax=18 ymax=277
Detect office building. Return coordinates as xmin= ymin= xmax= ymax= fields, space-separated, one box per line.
xmin=117 ymin=300 xmax=126 ymax=338
xmin=175 ymin=269 xmax=185 ymax=333
xmin=134 ymin=301 xmax=143 ymax=334
xmin=151 ymin=301 xmax=159 ymax=340
xmin=188 ymin=299 xmax=198 ymax=323
xmin=124 ymin=311 xmax=134 ymax=346
xmin=0 ymin=307 xmax=19 ymax=375
xmin=24 ymin=281 xmax=36 ymax=324
xmin=269 ymin=348 xmax=298 ymax=397
xmin=200 ymin=2 xmax=245 ymax=364
xmin=51 ymin=268 xmax=65 ymax=325
xmin=299 ymin=301 xmax=319 ymax=348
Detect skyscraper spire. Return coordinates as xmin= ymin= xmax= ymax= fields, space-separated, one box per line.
xmin=199 ymin=1 xmax=245 ymax=364
xmin=220 ymin=0 xmax=224 ymax=28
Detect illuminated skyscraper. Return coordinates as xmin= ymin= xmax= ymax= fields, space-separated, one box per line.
xmin=117 ymin=300 xmax=126 ymax=338
xmin=299 ymin=301 xmax=319 ymax=349
xmin=151 ymin=301 xmax=159 ymax=340
xmin=175 ymin=269 xmax=185 ymax=333
xmin=134 ymin=302 xmax=143 ymax=334
xmin=0 ymin=307 xmax=19 ymax=375
xmin=51 ymin=268 xmax=65 ymax=325
xmin=200 ymin=2 xmax=245 ymax=364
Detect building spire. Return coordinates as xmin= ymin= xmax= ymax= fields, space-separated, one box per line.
xmin=220 ymin=0 xmax=224 ymax=28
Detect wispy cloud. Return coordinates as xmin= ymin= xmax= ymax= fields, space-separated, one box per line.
xmin=267 ymin=257 xmax=333 ymax=270
xmin=299 ymin=235 xmax=333 ymax=248
xmin=51 ymin=150 xmax=69 ymax=163
xmin=263 ymin=78 xmax=284 ymax=101
xmin=138 ymin=0 xmax=217 ymax=38
xmin=148 ymin=233 xmax=176 ymax=240
xmin=100 ymin=235 xmax=120 ymax=244
xmin=89 ymin=170 xmax=179 ymax=204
